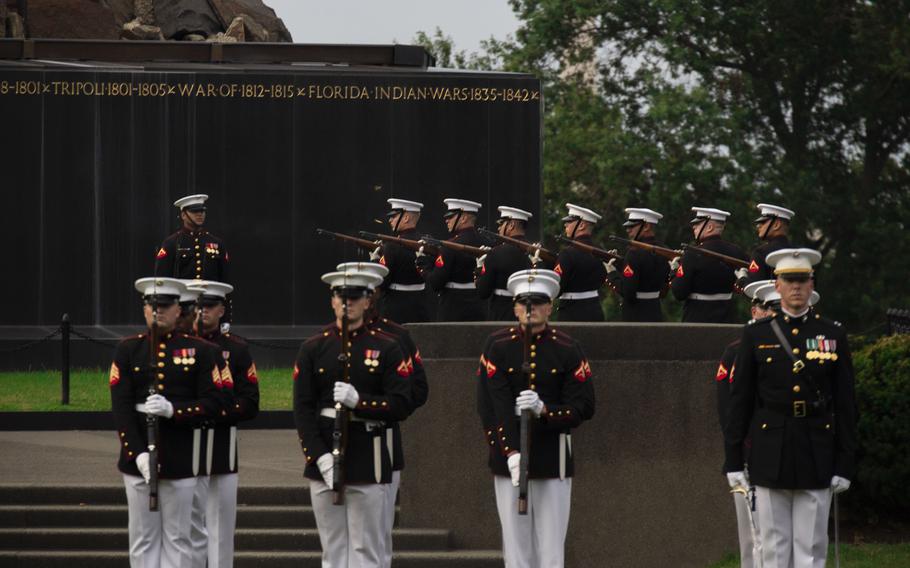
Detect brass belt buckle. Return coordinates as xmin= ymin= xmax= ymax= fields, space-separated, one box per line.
xmin=792 ymin=360 xmax=805 ymax=373
xmin=793 ymin=400 xmax=807 ymax=418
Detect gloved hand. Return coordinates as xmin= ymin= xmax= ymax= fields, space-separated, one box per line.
xmin=669 ymin=256 xmax=681 ymax=272
xmin=317 ymin=453 xmax=334 ymax=489
xmin=219 ymin=322 xmax=231 ymax=334
xmin=735 ymin=267 xmax=749 ymax=281
xmin=604 ymin=258 xmax=617 ymax=274
xmin=476 ymin=254 xmax=487 ymax=270
xmin=507 ymin=452 xmax=521 ymax=487
xmin=726 ymin=471 xmax=749 ymax=491
xmin=830 ymin=476 xmax=851 ymax=494
xmin=415 ymin=250 xmax=434 ymax=271
xmin=136 ymin=452 xmax=151 ymax=483
xmin=528 ymin=249 xmax=542 ymax=266
xmin=608 ymin=249 xmax=620 ymax=257
xmin=516 ymin=389 xmax=545 ymax=418
xmin=369 ymin=246 xmax=382 ymax=262
xmin=333 ymin=382 xmax=360 ymax=409
xmin=144 ymin=394 xmax=174 ymax=418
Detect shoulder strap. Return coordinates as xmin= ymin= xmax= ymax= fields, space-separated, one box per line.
xmin=769 ymin=318 xmax=827 ymax=406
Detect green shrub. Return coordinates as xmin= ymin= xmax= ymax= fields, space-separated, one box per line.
xmin=845 ymin=334 xmax=910 ymax=521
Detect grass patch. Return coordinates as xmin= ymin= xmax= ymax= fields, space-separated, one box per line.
xmin=708 ymin=543 xmax=910 ymax=567
xmin=0 ymin=368 xmax=295 ymax=412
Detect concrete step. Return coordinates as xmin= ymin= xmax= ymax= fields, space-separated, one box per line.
xmin=0 ymin=485 xmax=312 ymax=506
xmin=0 ymin=504 xmax=333 ymax=528
xmin=0 ymin=550 xmax=504 ymax=568
xmin=0 ymin=527 xmax=451 ymax=551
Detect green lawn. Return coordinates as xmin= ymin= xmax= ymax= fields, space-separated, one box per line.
xmin=708 ymin=543 xmax=910 ymax=567
xmin=0 ymin=368 xmax=295 ymax=411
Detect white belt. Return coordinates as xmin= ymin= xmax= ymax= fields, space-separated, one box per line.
xmin=688 ymin=292 xmax=733 ymax=301
xmin=206 ymin=428 xmax=215 ymax=475
xmin=493 ymin=289 xmax=512 ymax=297
xmin=320 ymin=407 xmax=384 ymax=429
xmin=560 ymin=290 xmax=598 ymax=300
xmin=445 ymin=282 xmax=476 ymax=290
xmin=389 ymin=283 xmax=425 ymax=291
xmin=635 ymin=291 xmax=660 ymax=300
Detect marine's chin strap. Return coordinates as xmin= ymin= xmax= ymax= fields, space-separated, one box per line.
xmin=631 ymin=221 xmax=644 ymax=242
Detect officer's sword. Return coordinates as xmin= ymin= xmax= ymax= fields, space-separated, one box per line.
xmin=834 ymin=493 xmax=840 ymax=568
xmin=731 ymin=486 xmax=762 ymax=567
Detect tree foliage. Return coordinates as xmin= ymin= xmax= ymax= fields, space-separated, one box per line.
xmin=417 ymin=1 xmax=910 ymax=328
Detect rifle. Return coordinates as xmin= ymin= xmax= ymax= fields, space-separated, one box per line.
xmin=518 ymin=300 xmax=532 ymax=515
xmin=680 ymin=243 xmax=749 ymax=269
xmin=146 ymin=315 xmax=159 ymax=511
xmin=556 ymin=235 xmax=623 ymax=262
xmin=331 ymin=302 xmax=351 ymax=505
xmin=478 ymin=228 xmax=558 ymax=265
xmin=316 ymin=228 xmax=381 ymax=254
xmin=358 ymin=231 xmax=441 ymax=257
xmin=420 ymin=235 xmax=489 ymax=258
xmin=609 ymin=235 xmax=681 ymax=261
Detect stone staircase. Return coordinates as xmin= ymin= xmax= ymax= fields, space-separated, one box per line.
xmin=0 ymin=485 xmax=502 ymax=567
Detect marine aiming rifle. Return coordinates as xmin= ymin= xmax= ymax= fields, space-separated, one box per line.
xmin=332 ymin=301 xmax=351 ymax=505
xmin=680 ymin=243 xmax=749 ymax=269
xmin=518 ymin=299 xmax=532 ymax=515
xmin=609 ymin=235 xmax=681 ymax=261
xmin=419 ymin=235 xmax=489 ymax=258
xmin=146 ymin=304 xmax=160 ymax=511
xmin=477 ymin=228 xmax=558 ymax=265
xmin=316 ymin=228 xmax=382 ymax=255
xmin=358 ymin=231 xmax=439 ymax=256
xmin=555 ymin=235 xmax=623 ymax=262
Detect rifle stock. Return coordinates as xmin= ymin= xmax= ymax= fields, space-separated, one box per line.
xmin=332 ymin=305 xmax=350 ymax=505
xmin=316 ymin=228 xmax=382 ymax=253
xmin=609 ymin=235 xmax=681 ymax=261
xmin=556 ymin=235 xmax=623 ymax=262
xmin=359 ymin=231 xmax=441 ymax=257
xmin=421 ymin=235 xmax=488 ymax=258
xmin=680 ymin=244 xmax=749 ymax=269
xmin=478 ymin=228 xmax=557 ymax=264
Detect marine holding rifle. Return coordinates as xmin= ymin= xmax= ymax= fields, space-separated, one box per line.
xmin=475 ymin=206 xmax=535 ymax=320
xmin=292 ymin=269 xmax=412 ymax=568
xmin=416 ymin=198 xmax=489 ymax=321
xmin=670 ymin=207 xmax=749 ymax=323
xmin=553 ymin=203 xmax=608 ymax=321
xmin=110 ymin=277 xmax=223 ymax=568
xmin=376 ymin=198 xmax=432 ymax=324
xmin=479 ymin=269 xmax=596 ymax=568
xmin=736 ymin=203 xmax=795 ymax=288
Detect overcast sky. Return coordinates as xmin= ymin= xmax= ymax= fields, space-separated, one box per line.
xmin=267 ymin=0 xmax=520 ymax=55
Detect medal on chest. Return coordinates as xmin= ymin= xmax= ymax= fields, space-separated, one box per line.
xmin=806 ymin=336 xmax=838 ymax=361
xmin=364 ymin=349 xmax=381 ymax=367
xmin=173 ymin=348 xmax=196 ymax=365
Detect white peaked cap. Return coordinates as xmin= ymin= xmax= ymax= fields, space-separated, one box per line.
xmin=336 ymin=262 xmax=390 ymax=280
xmin=186 ymin=280 xmax=234 ymax=300
xmin=443 ymin=198 xmax=482 ymax=213
xmin=134 ymin=277 xmax=185 ymax=298
xmin=563 ymin=203 xmax=602 ymax=224
xmin=387 ymin=198 xmax=423 ymax=212
xmin=624 ymin=208 xmax=663 ymax=226
xmin=767 ymin=248 xmax=822 ymax=275
xmin=321 ymin=270 xmax=384 ymax=291
xmin=497 ymin=206 xmax=533 ymax=222
xmin=507 ymin=269 xmax=561 ymax=301
xmin=175 ymin=279 xmax=204 ymax=303
xmin=174 ymin=194 xmax=209 ymax=210
xmin=755 ymin=203 xmax=795 ymax=222
xmin=690 ymin=207 xmax=731 ymax=223
xmin=743 ymin=279 xmax=776 ymax=301
xmin=753 ymin=283 xmax=780 ymax=306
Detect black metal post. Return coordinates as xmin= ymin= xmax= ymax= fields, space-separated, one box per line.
xmin=61 ymin=313 xmax=70 ymax=405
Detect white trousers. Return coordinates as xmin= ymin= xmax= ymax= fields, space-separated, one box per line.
xmin=755 ymin=486 xmax=832 ymax=568
xmin=733 ymin=490 xmax=757 ymax=568
xmin=310 ymin=479 xmax=387 ymax=568
xmin=189 ymin=475 xmax=210 ymax=568
xmin=206 ymin=473 xmax=240 ymax=568
xmin=381 ymin=470 xmax=400 ymax=568
xmin=493 ymin=476 xmax=572 ymax=568
xmin=123 ymin=474 xmax=198 ymax=568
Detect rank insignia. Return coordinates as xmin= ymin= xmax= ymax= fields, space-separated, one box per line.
xmin=396 ymin=359 xmax=412 ymax=377
xmin=748 ymin=259 xmax=760 ymax=273
xmin=247 ymin=363 xmax=259 ymax=384
xmin=220 ymin=365 xmax=234 ymax=388
xmin=173 ymin=348 xmax=196 ymax=365
xmin=715 ymin=363 xmax=728 ymax=382
xmin=573 ymin=360 xmax=592 ymax=382
xmin=477 ymin=354 xmax=486 ymax=377
xmin=156 ymin=247 xmax=167 ymax=259
xmin=676 ymin=264 xmax=685 ymax=278
xmin=109 ymin=362 xmax=121 ymax=386
xmin=484 ymin=357 xmax=498 ymax=378
xmin=554 ymin=263 xmax=563 ymax=275
xmin=414 ymin=349 xmax=423 ymax=366
xmin=212 ymin=365 xmax=222 ymax=386
xmin=364 ymin=349 xmax=381 ymax=367
xmin=378 ymin=255 xmax=387 ymax=266
xmin=293 ymin=363 xmax=299 ymax=381
xmin=623 ymin=264 xmax=634 ymax=278
xmin=806 ymin=336 xmax=838 ymax=361
xmin=434 ymin=255 xmax=445 ymax=268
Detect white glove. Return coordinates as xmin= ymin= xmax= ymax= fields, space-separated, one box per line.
xmin=604 ymin=258 xmax=617 ymax=274
xmin=415 ymin=245 xmax=427 ymax=258
xmin=830 ymin=476 xmax=851 ymax=494
xmin=136 ymin=452 xmax=151 ymax=483
xmin=507 ymin=452 xmax=521 ymax=487
xmin=726 ymin=471 xmax=749 ymax=491
xmin=669 ymin=256 xmax=681 ymax=272
xmin=144 ymin=394 xmax=174 ymax=418
xmin=219 ymin=322 xmax=231 ymax=334
xmin=528 ymin=249 xmax=541 ymax=265
xmin=316 ymin=453 xmax=334 ymax=489
xmin=516 ymin=389 xmax=545 ymax=418
xmin=333 ymin=382 xmax=360 ymax=409
xmin=369 ymin=246 xmax=382 ymax=261
xmin=476 ymin=254 xmax=487 ymax=270
xmin=735 ymin=267 xmax=749 ymax=280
